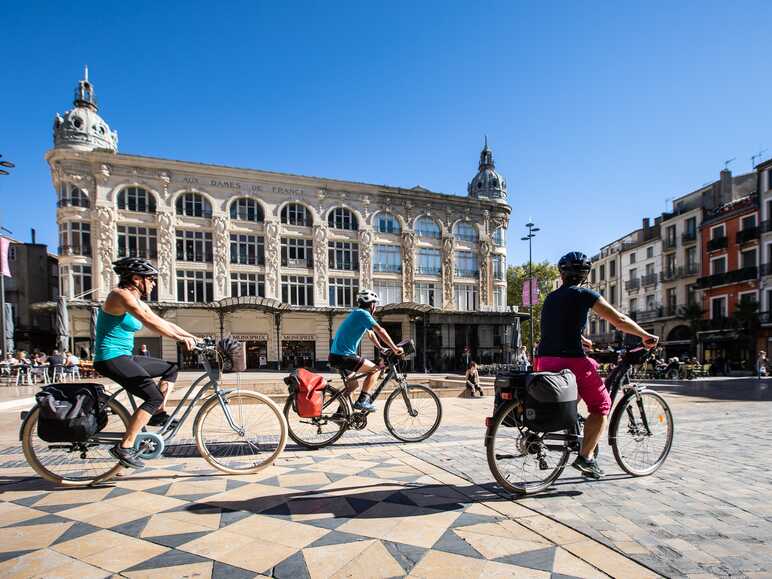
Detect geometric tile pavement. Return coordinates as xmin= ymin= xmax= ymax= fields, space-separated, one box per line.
xmin=0 ymin=444 xmax=659 ymax=578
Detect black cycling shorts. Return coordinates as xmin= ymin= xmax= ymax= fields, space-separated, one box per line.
xmin=94 ymin=355 xmax=178 ymax=415
xmin=328 ymin=353 xmax=365 ymax=373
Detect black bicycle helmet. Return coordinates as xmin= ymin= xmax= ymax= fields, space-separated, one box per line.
xmin=112 ymin=257 xmax=159 ymax=278
xmin=557 ymin=251 xmax=591 ymax=279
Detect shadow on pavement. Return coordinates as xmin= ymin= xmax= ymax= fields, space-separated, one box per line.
xmin=650 ymin=380 xmax=772 ymax=401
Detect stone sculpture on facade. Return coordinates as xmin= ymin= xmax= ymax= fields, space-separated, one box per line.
xmin=358 ymin=229 xmax=373 ymax=290
xmin=265 ymin=221 xmax=280 ymax=299
xmin=94 ymin=206 xmax=117 ymax=296
xmin=479 ymin=238 xmax=492 ymax=305
xmin=401 ymin=231 xmax=416 ymax=302
xmin=212 ymin=215 xmax=229 ymax=297
xmin=442 ymin=235 xmax=455 ymax=308
xmin=313 ymin=224 xmax=329 ymax=302
xmin=156 ymin=211 xmax=175 ymax=294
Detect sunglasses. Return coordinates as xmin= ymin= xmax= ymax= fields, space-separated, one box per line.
xmin=144 ymin=276 xmax=157 ymax=284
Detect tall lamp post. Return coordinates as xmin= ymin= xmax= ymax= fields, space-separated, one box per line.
xmin=0 ymin=155 xmax=15 ymax=356
xmin=521 ymin=222 xmax=539 ymax=364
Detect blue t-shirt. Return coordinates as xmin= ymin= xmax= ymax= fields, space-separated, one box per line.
xmin=537 ymin=284 xmax=600 ymax=357
xmin=331 ymin=308 xmax=377 ymax=356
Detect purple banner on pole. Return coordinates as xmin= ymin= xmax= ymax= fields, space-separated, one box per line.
xmin=522 ymin=278 xmax=539 ymax=306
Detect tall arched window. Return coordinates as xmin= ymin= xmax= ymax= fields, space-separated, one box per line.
xmin=375 ymin=212 xmax=401 ymax=234
xmin=415 ymin=217 xmax=440 ymax=239
xmin=492 ymin=227 xmax=506 ymax=246
xmin=58 ymin=184 xmax=90 ymax=208
xmin=453 ymin=222 xmax=479 ymax=243
xmin=328 ymin=207 xmax=358 ymax=230
xmin=176 ymin=193 xmax=212 ymax=218
xmin=117 ymin=186 xmax=156 ymax=213
xmin=281 ymin=203 xmax=312 ymax=226
xmin=230 ymin=198 xmax=264 ymax=222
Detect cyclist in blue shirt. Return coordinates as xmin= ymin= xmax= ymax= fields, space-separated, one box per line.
xmin=329 ymin=290 xmax=404 ymax=411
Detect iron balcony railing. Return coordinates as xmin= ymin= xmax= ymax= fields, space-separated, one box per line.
xmin=685 ymin=263 xmax=700 ymax=276
xmin=663 ymin=237 xmax=677 ymax=250
xmin=641 ymin=273 xmax=658 ymax=287
xmin=695 ymin=266 xmax=757 ymax=289
xmin=454 ymin=268 xmax=480 ymax=278
xmin=681 ymin=231 xmax=698 ymax=244
xmin=373 ymin=263 xmax=401 ymax=273
xmin=625 ymin=278 xmax=640 ymax=291
xmin=707 ymin=236 xmax=728 ymax=251
xmin=416 ymin=266 xmax=441 ymax=275
xmin=660 ymin=267 xmax=683 ymax=282
xmin=56 ymin=199 xmax=90 ymax=209
xmin=453 ymin=233 xmax=479 ymax=243
xmin=736 ymin=227 xmax=759 ymax=245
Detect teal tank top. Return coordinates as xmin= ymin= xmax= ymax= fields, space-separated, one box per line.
xmin=93 ymin=309 xmax=143 ymax=362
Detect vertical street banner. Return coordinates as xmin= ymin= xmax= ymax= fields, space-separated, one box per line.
xmin=522 ymin=277 xmax=539 ymax=306
xmin=0 ymin=237 xmax=11 ymax=277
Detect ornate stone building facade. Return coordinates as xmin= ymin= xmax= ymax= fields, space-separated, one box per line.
xmin=48 ymin=72 xmax=519 ymax=370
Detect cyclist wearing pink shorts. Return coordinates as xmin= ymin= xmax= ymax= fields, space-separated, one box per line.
xmin=536 ymin=252 xmax=658 ymax=479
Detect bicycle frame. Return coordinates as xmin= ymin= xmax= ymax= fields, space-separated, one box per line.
xmin=318 ymin=359 xmax=408 ymax=416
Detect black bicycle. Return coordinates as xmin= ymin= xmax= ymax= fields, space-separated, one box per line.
xmin=283 ymin=339 xmax=442 ymax=449
xmin=486 ymin=346 xmax=674 ymax=494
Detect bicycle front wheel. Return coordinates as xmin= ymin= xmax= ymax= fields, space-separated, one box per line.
xmin=284 ymin=385 xmax=350 ymax=449
xmin=486 ymin=401 xmax=570 ymax=495
xmin=610 ymin=390 xmax=674 ymax=476
xmin=194 ymin=391 xmax=287 ymax=475
xmin=21 ymin=398 xmax=131 ymax=486
xmin=384 ymin=384 xmax=442 ymax=442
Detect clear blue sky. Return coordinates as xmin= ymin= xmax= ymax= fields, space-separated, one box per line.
xmin=2 ymin=1 xmax=771 ymax=266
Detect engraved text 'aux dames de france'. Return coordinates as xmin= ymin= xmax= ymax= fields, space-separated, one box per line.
xmin=182 ymin=176 xmax=304 ymax=196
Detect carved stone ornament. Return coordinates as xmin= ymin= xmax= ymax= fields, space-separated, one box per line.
xmin=155 ymin=211 xmax=175 ymax=291
xmin=212 ymin=215 xmax=229 ymax=295
xmin=94 ymin=206 xmax=117 ymax=293
xmin=313 ymin=224 xmax=329 ymax=301
xmin=358 ymin=229 xmax=374 ymax=290
xmin=158 ymin=171 xmax=171 ymax=200
xmin=479 ymin=239 xmax=492 ymax=305
xmin=442 ymin=236 xmax=455 ymax=308
xmin=264 ymin=221 xmax=281 ymax=298
xmin=401 ymin=231 xmax=416 ymax=301
xmin=97 ymin=164 xmax=111 ymax=185
xmin=316 ymin=188 xmax=328 ymax=215
xmin=482 ymin=209 xmax=490 ymax=234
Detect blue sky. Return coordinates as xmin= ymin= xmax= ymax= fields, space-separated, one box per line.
xmin=2 ymin=1 xmax=771 ymax=265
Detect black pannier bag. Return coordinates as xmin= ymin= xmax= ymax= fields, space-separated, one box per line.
xmin=493 ymin=371 xmax=529 ymax=427
xmin=523 ymin=370 xmax=578 ymax=432
xmin=35 ymin=383 xmax=108 ymax=443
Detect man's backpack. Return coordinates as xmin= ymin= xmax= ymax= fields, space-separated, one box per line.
xmin=35 ymin=383 xmax=109 ymax=443
xmin=284 ymin=368 xmax=327 ymax=418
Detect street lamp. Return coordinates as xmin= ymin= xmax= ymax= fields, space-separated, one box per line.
xmin=521 ymin=222 xmax=540 ymax=365
xmin=0 ymin=155 xmax=14 ymax=176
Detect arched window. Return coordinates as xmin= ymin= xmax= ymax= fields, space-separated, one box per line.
xmin=58 ymin=184 xmax=90 ymax=208
xmin=281 ymin=203 xmax=311 ymax=226
xmin=328 ymin=207 xmax=358 ymax=230
xmin=375 ymin=212 xmax=401 ymax=234
xmin=454 ymin=222 xmax=479 ymax=243
xmin=230 ymin=198 xmax=264 ymax=222
xmin=415 ymin=217 xmax=440 ymax=239
xmin=176 ymin=192 xmax=212 ymax=218
xmin=492 ymin=227 xmax=506 ymax=246
xmin=117 ymin=186 xmax=156 ymax=213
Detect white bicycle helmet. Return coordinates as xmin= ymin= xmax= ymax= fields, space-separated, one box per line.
xmin=357 ymin=289 xmax=379 ymax=305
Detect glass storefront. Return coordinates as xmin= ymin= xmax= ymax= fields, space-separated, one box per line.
xmin=282 ymin=340 xmax=315 ymax=369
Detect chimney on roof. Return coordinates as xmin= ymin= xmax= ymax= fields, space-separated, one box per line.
xmin=31 ymin=229 xmax=36 ymax=244
xmin=719 ymin=169 xmax=732 ymax=203
xmin=643 ymin=217 xmax=650 ymax=229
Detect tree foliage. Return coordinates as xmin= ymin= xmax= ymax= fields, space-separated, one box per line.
xmin=506 ymin=261 xmax=560 ymax=352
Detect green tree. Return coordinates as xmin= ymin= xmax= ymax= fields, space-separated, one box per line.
xmin=507 ymin=260 xmax=560 ymax=353
xmin=677 ymin=302 xmax=705 ymax=355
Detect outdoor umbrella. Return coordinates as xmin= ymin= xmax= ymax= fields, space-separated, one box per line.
xmin=4 ymin=303 xmax=14 ymax=355
xmin=56 ymin=297 xmax=70 ymax=353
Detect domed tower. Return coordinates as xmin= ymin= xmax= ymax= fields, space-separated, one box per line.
xmin=53 ymin=67 xmax=118 ymax=152
xmin=467 ymin=137 xmax=507 ymax=201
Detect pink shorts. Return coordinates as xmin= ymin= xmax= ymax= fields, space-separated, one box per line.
xmin=534 ymin=356 xmax=611 ymax=416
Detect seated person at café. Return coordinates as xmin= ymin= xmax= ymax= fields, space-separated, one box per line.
xmin=64 ymin=351 xmax=80 ymax=367
xmin=48 ymin=350 xmax=64 ymax=367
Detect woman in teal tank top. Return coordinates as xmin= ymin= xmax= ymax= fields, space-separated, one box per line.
xmin=93 ymin=257 xmax=198 ymax=469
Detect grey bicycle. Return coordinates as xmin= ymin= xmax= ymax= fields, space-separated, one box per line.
xmin=21 ymin=339 xmax=287 ymax=486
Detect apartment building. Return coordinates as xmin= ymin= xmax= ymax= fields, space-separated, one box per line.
xmin=588 ymin=240 xmax=623 ymax=346
xmin=621 ymin=219 xmax=663 ymax=336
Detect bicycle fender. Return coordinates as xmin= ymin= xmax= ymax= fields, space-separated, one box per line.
xmin=607 ymin=387 xmax=648 ymax=446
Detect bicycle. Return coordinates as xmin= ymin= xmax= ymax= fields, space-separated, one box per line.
xmin=20 ymin=339 xmax=287 ymax=486
xmin=283 ymin=339 xmax=442 ymax=449
xmin=485 ymin=346 xmax=674 ymax=494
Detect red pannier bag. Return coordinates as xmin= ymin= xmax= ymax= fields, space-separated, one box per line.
xmin=288 ymin=368 xmax=327 ymax=418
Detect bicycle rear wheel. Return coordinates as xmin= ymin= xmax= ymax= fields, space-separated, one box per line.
xmin=21 ymin=398 xmax=130 ymax=486
xmin=384 ymin=384 xmax=442 ymax=442
xmin=194 ymin=391 xmax=287 ymax=474
xmin=284 ymin=385 xmax=351 ymax=449
xmin=486 ymin=401 xmax=570 ymax=495
xmin=610 ymin=390 xmax=674 ymax=476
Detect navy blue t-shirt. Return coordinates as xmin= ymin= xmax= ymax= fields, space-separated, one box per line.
xmin=537 ymin=284 xmax=601 ymax=357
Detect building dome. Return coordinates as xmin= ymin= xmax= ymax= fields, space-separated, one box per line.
xmin=53 ymin=67 xmax=118 ymax=153
xmin=467 ymin=138 xmax=507 ymax=201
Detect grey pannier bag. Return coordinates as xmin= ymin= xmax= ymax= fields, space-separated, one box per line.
xmin=523 ymin=370 xmax=578 ymax=432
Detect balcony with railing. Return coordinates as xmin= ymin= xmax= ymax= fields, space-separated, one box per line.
xmin=663 ymin=237 xmax=677 ymax=250
xmin=373 ymin=263 xmax=401 ymax=273
xmin=641 ymin=273 xmax=658 ymax=287
xmin=696 ymin=266 xmax=757 ymax=288
xmin=625 ymin=278 xmax=640 ymax=291
xmin=632 ymin=308 xmax=661 ymax=322
xmin=454 ymin=268 xmax=479 ymax=278
xmin=660 ymin=267 xmax=683 ymax=282
xmin=56 ymin=199 xmax=90 ymax=209
xmin=282 ymin=256 xmax=314 ymax=268
xmin=681 ymin=230 xmax=698 ymax=244
xmin=707 ymin=236 xmax=728 ymax=251
xmin=736 ymin=227 xmax=759 ymax=245
xmin=416 ymin=266 xmax=441 ymax=275
xmin=58 ymin=244 xmax=91 ymax=257
xmin=685 ymin=262 xmax=700 ymax=276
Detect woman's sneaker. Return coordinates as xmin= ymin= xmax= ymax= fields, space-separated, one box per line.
xmin=109 ymin=444 xmax=145 ymax=469
xmin=571 ymin=455 xmax=604 ymax=479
